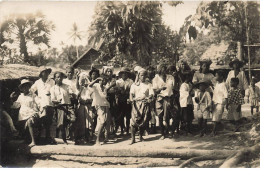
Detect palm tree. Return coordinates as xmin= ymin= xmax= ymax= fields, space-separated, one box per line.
xmin=1 ymin=11 xmax=55 ymax=64
xmin=68 ymin=22 xmax=84 ymax=58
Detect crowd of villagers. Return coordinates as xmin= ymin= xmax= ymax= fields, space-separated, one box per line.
xmin=2 ymin=58 xmax=260 ymax=147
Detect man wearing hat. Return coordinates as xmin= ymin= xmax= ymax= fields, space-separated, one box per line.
xmin=31 ymin=68 xmax=56 ymax=144
xmin=11 ymin=79 xmax=40 ymax=147
xmin=115 ymin=67 xmax=134 ymax=135
xmin=226 ymin=58 xmax=248 ymax=93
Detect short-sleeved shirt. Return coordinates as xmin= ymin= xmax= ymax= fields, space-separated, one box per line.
xmin=213 ymin=82 xmax=228 ymax=104
xmin=152 ymin=74 xmax=175 ymax=97
xmin=92 ymin=83 xmax=110 ymax=107
xmin=13 ymin=93 xmax=39 ymax=121
xmin=228 ymin=88 xmax=244 ymax=105
xmin=130 ymin=82 xmax=154 ymax=101
xmin=30 ymin=78 xmax=55 ymax=107
xmin=50 ymin=84 xmax=71 ymax=105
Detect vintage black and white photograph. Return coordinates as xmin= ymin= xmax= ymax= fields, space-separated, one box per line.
xmin=0 ymin=0 xmax=260 ymax=168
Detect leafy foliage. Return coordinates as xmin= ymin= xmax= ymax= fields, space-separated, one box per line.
xmin=88 ymin=1 xmax=182 ymax=66
xmin=179 ymin=1 xmax=260 ymax=64
xmin=0 ymin=11 xmax=55 ymax=65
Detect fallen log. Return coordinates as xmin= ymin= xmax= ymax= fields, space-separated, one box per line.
xmin=30 ymin=145 xmax=235 ymax=159
xmin=220 ymin=142 xmax=260 ymax=168
xmin=178 ymin=155 xmax=224 ymax=168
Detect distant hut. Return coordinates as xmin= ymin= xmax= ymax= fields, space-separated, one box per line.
xmin=72 ymin=48 xmax=101 ymax=70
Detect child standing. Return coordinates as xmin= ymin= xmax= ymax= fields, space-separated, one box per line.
xmin=212 ymin=71 xmax=228 ymax=136
xmin=129 ymin=69 xmax=154 ymax=145
xmin=226 ymin=78 xmax=244 ymax=126
xmin=245 ymin=77 xmax=260 ymax=115
xmin=89 ymin=75 xmax=115 ymax=146
xmin=194 ymin=80 xmax=212 ymax=137
xmin=11 ymin=79 xmax=40 ymax=147
xmin=179 ymin=72 xmax=194 ymax=135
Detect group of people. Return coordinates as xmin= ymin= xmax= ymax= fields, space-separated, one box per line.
xmin=5 ymin=58 xmax=260 ymax=147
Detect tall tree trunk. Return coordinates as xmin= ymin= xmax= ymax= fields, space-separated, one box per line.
xmin=19 ymin=29 xmax=29 ymax=63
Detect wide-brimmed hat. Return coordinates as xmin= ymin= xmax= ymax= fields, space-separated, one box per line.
xmin=199 ymin=59 xmax=212 ymax=66
xmin=194 ymin=79 xmax=211 ymax=88
xmin=89 ymin=67 xmax=100 ymax=77
xmin=119 ymin=67 xmax=131 ymax=76
xmin=39 ymin=68 xmax=52 ymax=78
xmin=18 ymin=79 xmax=32 ymax=91
xmin=229 ymin=58 xmax=244 ymax=68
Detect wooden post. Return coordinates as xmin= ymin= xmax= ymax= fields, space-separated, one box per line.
xmin=245 ymin=1 xmax=251 ymax=83
xmin=237 ymin=41 xmax=242 ymax=61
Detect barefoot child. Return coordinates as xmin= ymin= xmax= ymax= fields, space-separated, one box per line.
xmin=11 ymin=79 xmax=40 ymax=147
xmin=212 ymin=71 xmax=228 ymax=136
xmin=179 ymin=72 xmax=194 ymax=135
xmin=89 ymin=74 xmax=115 ymax=146
xmin=129 ymin=69 xmax=154 ymax=145
xmin=226 ymin=78 xmax=244 ymax=127
xmin=194 ymin=80 xmax=212 ymax=137
xmin=245 ymin=77 xmax=260 ymax=115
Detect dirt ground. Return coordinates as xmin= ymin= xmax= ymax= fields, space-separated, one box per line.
xmin=2 ymin=104 xmax=260 ymax=168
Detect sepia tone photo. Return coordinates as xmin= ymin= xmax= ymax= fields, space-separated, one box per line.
xmin=0 ymin=0 xmax=260 ymax=168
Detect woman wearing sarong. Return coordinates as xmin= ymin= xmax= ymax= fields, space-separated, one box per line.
xmin=74 ymin=72 xmax=95 ymax=145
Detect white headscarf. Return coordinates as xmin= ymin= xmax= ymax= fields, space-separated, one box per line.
xmin=135 ymin=68 xmax=146 ymax=85
xmin=78 ymin=72 xmax=89 ymax=86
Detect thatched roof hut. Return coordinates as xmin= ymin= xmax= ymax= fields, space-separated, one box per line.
xmin=0 ymin=64 xmax=64 ymax=80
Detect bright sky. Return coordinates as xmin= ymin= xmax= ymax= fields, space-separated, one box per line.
xmin=0 ymin=1 xmax=200 ymax=52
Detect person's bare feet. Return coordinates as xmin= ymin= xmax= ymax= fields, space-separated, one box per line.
xmin=139 ymin=136 xmax=144 ymax=142
xmin=159 ymin=136 xmax=165 ymax=140
xmin=95 ymin=141 xmax=101 ymax=146
xmin=28 ymin=142 xmax=36 ymax=148
xmin=129 ymin=140 xmax=135 ymax=145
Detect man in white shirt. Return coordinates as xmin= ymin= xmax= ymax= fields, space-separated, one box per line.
xmin=31 ymin=68 xmax=56 ymax=144
xmin=152 ymin=64 xmax=176 ymax=140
